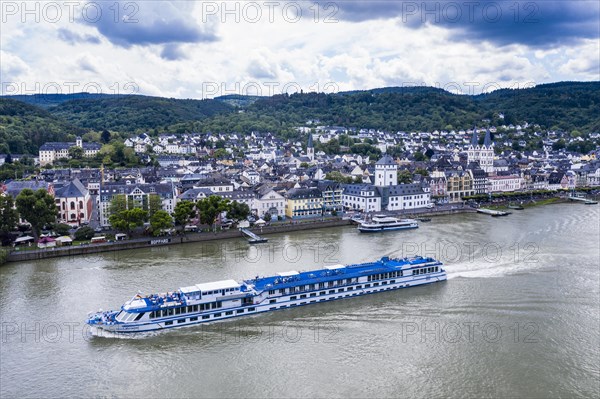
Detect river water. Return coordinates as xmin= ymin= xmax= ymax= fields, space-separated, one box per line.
xmin=1 ymin=203 xmax=598 ymax=398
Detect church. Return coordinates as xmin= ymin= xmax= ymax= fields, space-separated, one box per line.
xmin=342 ymin=155 xmax=430 ymax=212
xmin=467 ymin=128 xmax=494 ymax=173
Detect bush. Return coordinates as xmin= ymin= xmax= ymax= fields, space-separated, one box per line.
xmin=74 ymin=226 xmax=95 ymax=241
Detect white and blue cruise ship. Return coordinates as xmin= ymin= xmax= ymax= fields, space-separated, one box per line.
xmin=87 ymin=256 xmax=446 ymax=335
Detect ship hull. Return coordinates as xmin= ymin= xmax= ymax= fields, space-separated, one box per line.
xmin=89 ymin=271 xmax=446 ymax=335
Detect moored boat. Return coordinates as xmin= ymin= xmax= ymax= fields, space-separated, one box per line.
xmin=357 ymin=215 xmax=418 ymax=232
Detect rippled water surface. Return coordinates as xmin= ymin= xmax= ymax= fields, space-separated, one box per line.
xmin=1 ymin=204 xmax=599 ymax=398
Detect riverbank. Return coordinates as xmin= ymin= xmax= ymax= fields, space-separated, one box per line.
xmin=4 ymin=206 xmax=479 ymax=263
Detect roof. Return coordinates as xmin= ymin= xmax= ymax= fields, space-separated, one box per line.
xmin=376 ymin=155 xmax=396 ymax=166
xmin=470 ymin=128 xmax=479 ymax=146
xmin=55 ymin=179 xmax=88 ymax=198
xmin=249 ymin=256 xmax=441 ymax=292
xmin=194 ymin=279 xmax=240 ymax=292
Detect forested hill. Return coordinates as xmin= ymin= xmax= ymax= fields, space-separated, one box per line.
xmin=48 ymin=95 xmax=234 ymax=132
xmin=0 ymin=99 xmax=85 ymax=154
xmin=1 ymin=81 xmax=598 ymax=155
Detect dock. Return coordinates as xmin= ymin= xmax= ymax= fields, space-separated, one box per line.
xmin=240 ymin=228 xmax=268 ymax=244
xmin=568 ymin=196 xmax=598 ymax=205
xmin=477 ymin=208 xmax=510 ymax=217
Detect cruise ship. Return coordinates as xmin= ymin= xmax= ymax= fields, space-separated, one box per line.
xmin=357 ymin=215 xmax=419 ymax=232
xmin=86 ymin=256 xmax=446 ymax=335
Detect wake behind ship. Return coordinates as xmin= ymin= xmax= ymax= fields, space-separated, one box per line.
xmin=87 ymin=256 xmax=446 ymax=335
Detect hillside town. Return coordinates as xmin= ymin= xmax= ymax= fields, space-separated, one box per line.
xmin=0 ymin=123 xmax=599 ymax=234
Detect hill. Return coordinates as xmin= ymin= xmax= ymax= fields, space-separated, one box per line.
xmin=4 ymin=92 xmax=116 ymax=109
xmin=0 ymin=99 xmax=85 ymax=154
xmin=48 ymin=95 xmax=234 ymax=132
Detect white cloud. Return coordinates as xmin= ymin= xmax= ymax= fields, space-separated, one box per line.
xmin=0 ymin=2 xmax=597 ymax=98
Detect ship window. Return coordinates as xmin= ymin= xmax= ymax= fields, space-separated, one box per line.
xmin=365 ymin=284 xmax=371 ymax=288
xmin=290 ymin=296 xmax=297 ymax=300
xmin=435 ymin=267 xmax=438 ymax=272
xmin=193 ymin=305 xmax=198 ymax=312
xmin=248 ymin=307 xmax=255 ymax=312
xmin=190 ymin=317 xmax=198 ymax=321
xmin=347 ymin=286 xmax=353 ymax=291
xmin=226 ymin=311 xmax=233 ymax=315
xmin=338 ymin=288 xmax=344 ymax=292
xmin=270 ymin=299 xmax=276 ymax=304
xmin=178 ymin=319 xmax=185 ymax=324
xmin=309 ymin=284 xmax=315 ymax=290
xmin=310 ymin=293 xmax=316 ymax=297
xmin=134 ymin=313 xmax=145 ymax=321
xmin=356 ymin=285 xmax=361 ymax=289
xmin=300 ymin=294 xmax=306 ymax=299
xmin=374 ymin=283 xmax=379 ymax=287
xmin=214 ymin=313 xmax=221 ymax=317
xmin=175 ymin=308 xmax=181 ymax=315
xmin=269 ymin=290 xmax=275 ymax=295
xmin=318 ymin=283 xmax=325 ymax=289
xmin=236 ymin=309 xmax=244 ymax=314
xmin=329 ymin=290 xmax=335 ymax=294
xmin=391 ymin=280 xmax=395 ymax=284
xmin=165 ymin=321 xmax=173 ymax=326
xmin=202 ymin=315 xmax=210 ymax=319
xmin=320 ymin=291 xmax=325 ymax=295
xmin=279 ymin=289 xmax=285 ymax=294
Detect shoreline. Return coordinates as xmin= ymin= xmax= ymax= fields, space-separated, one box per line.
xmin=4 ymin=196 xmax=596 ymax=264
xmin=4 ymin=207 xmax=477 ymax=263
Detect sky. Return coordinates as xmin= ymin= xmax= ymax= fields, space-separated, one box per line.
xmin=1 ymin=0 xmax=599 ymax=98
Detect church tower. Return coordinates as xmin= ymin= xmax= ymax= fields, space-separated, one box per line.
xmin=467 ymin=128 xmax=494 ymax=173
xmin=374 ymin=155 xmax=398 ymax=186
xmin=307 ymin=133 xmax=314 ymax=161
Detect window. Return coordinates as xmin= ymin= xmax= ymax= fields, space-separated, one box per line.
xmin=236 ymin=309 xmax=244 ymax=314
xmin=165 ymin=321 xmax=173 ymax=326
xmin=290 ymin=296 xmax=297 ymax=300
xmin=269 ymin=299 xmax=276 ymax=304
xmin=320 ymin=291 xmax=326 ymax=295
xmin=214 ymin=313 xmax=221 ymax=317
xmin=202 ymin=315 xmax=210 ymax=320
xmin=190 ymin=317 xmax=198 ymax=321
xmin=178 ymin=319 xmax=186 ymax=324
xmin=310 ymin=293 xmax=316 ymax=297
xmin=300 ymin=294 xmax=307 ymax=299
xmin=226 ymin=311 xmax=233 ymax=315
xmin=248 ymin=307 xmax=255 ymax=312
xmin=329 ymin=290 xmax=335 ymax=294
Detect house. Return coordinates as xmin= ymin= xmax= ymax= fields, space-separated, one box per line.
xmin=98 ymin=182 xmax=178 ymax=227
xmin=254 ymin=185 xmax=286 ymax=219
xmin=285 ymin=187 xmax=323 ymax=219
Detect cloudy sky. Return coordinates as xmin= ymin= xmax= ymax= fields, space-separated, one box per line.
xmin=1 ymin=1 xmax=598 ymax=98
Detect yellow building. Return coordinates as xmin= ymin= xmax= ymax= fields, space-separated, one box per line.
xmin=285 ymin=188 xmax=323 ymax=219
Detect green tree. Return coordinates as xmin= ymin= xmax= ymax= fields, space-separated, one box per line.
xmin=53 ymin=223 xmax=72 ymax=236
xmin=173 ymin=200 xmax=196 ymax=230
xmin=413 ymin=151 xmax=426 ymax=161
xmin=414 ymin=168 xmax=429 ymax=177
xmin=227 ymin=201 xmax=250 ymax=222
xmin=68 ymin=146 xmax=84 ymax=159
xmin=74 ymin=226 xmax=95 ymax=241
xmin=148 ymin=194 xmax=162 ymax=217
xmin=15 ymin=189 xmax=57 ymax=239
xmin=109 ymin=208 xmax=147 ymax=234
xmin=263 ymin=212 xmax=272 ymax=222
xmin=101 ymin=130 xmax=111 ymax=143
xmin=397 ymin=169 xmax=413 ymax=184
xmin=0 ymin=195 xmax=18 ymax=234
xmin=197 ymin=196 xmax=230 ymax=230
xmin=109 ymin=194 xmax=128 ymax=215
xmin=0 ymin=195 xmax=18 ymax=245
xmin=325 ymin=171 xmax=354 ymax=184
xmin=149 ymin=210 xmax=173 ymax=236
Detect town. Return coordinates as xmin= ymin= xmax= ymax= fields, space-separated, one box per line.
xmin=1 ymin=118 xmax=599 ymax=254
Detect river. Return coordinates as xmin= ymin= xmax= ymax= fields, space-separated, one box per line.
xmin=1 ymin=203 xmax=598 ymax=398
